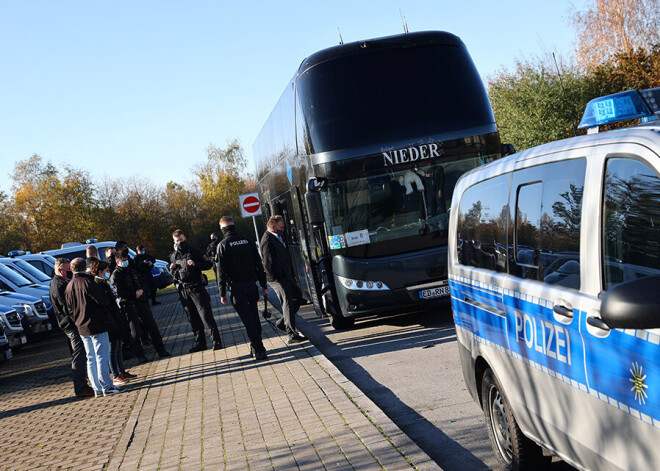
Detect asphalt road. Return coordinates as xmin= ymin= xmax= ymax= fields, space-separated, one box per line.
xmin=289 ymin=298 xmax=576 ymax=471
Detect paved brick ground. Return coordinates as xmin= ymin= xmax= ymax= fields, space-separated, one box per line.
xmin=0 ymin=286 xmax=439 ymax=471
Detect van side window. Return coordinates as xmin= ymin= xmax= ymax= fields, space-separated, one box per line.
xmin=511 ymin=158 xmax=586 ymax=289
xmin=602 ymin=156 xmax=660 ymax=290
xmin=456 ymin=174 xmax=509 ymax=272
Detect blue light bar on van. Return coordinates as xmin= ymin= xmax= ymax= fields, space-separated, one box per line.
xmin=578 ymin=90 xmax=654 ymax=130
xmin=85 ymin=238 xmax=98 ymax=244
xmin=7 ymin=250 xmax=25 ymax=258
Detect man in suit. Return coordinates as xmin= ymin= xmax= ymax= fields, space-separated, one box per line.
xmin=260 ymin=215 xmax=306 ymax=345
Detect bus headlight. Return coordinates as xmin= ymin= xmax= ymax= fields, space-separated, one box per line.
xmin=337 ymin=275 xmax=389 ymax=291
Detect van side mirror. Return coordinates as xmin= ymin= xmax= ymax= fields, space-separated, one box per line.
xmin=600 ymin=275 xmax=660 ymax=329
xmin=501 ymin=143 xmax=515 ymax=156
xmin=305 ymin=178 xmax=325 ymax=226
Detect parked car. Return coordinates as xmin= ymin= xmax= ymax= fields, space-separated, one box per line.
xmin=8 ymin=251 xmax=56 ymax=277
xmin=0 ymin=291 xmax=51 ymax=339
xmin=0 ymin=318 xmax=12 ymax=362
xmin=0 ymin=305 xmax=27 ymax=349
xmin=0 ymin=262 xmax=56 ymax=324
xmin=42 ymin=239 xmax=173 ymax=289
xmin=0 ymin=257 xmax=51 ymax=287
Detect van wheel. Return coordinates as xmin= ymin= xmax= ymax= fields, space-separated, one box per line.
xmin=330 ymin=315 xmax=355 ymax=330
xmin=482 ymin=368 xmax=550 ymax=470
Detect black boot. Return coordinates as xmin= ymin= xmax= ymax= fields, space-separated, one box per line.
xmin=189 ymin=344 xmax=207 ymax=353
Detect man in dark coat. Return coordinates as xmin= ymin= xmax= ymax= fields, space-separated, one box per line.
xmin=64 ymin=257 xmax=120 ymax=397
xmin=260 ymin=215 xmax=306 ymax=345
xmin=217 ymin=216 xmax=269 ymax=360
xmin=110 ymin=249 xmax=170 ymax=361
xmin=206 ymin=232 xmax=219 ymax=275
xmin=170 ymin=229 xmax=222 ymax=352
xmin=49 ymin=258 xmax=94 ymax=398
xmin=134 ymin=244 xmax=159 ymax=305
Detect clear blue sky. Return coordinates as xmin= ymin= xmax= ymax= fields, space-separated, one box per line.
xmin=0 ymin=0 xmax=586 ymax=193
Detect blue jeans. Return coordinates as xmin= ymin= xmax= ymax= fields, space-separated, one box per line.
xmin=81 ymin=332 xmax=112 ymax=393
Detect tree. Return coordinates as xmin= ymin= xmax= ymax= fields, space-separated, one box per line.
xmin=192 ymin=139 xmax=256 ymax=235
xmin=570 ymin=0 xmax=660 ymax=70
xmin=11 ymin=155 xmax=98 ymax=251
xmin=488 ymin=55 xmax=588 ymax=151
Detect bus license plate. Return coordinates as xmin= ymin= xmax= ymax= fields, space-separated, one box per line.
xmin=20 ymin=336 xmax=27 ymax=344
xmin=419 ymin=286 xmax=450 ymax=300
xmin=5 ymin=349 xmax=12 ymax=360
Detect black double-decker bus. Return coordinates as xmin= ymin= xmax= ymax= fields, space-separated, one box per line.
xmin=254 ymin=31 xmax=506 ymax=329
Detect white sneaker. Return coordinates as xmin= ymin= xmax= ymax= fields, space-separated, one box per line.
xmin=103 ymin=386 xmax=123 ymax=396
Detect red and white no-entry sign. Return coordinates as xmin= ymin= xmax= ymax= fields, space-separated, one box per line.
xmin=239 ymin=192 xmax=262 ymax=218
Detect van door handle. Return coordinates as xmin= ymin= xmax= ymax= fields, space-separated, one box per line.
xmin=587 ymin=316 xmax=610 ymax=331
xmin=553 ymin=305 xmax=573 ymax=318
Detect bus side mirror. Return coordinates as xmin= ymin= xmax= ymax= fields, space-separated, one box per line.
xmin=600 ymin=275 xmax=660 ymax=329
xmin=501 ymin=143 xmax=515 ymax=156
xmin=306 ymin=178 xmax=325 ymax=226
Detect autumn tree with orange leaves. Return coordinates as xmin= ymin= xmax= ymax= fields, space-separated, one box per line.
xmin=570 ymin=0 xmax=660 ymax=70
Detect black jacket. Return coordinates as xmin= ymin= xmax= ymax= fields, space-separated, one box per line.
xmin=134 ymin=252 xmax=156 ymax=279
xmin=49 ymin=275 xmax=76 ymax=332
xmin=216 ymin=227 xmax=266 ymax=297
xmin=206 ymin=239 xmax=219 ymax=261
xmin=64 ymin=273 xmax=114 ymax=336
xmin=260 ymin=231 xmax=294 ymax=283
xmin=93 ymin=277 xmax=125 ymax=342
xmin=109 ymin=265 xmax=145 ymax=303
xmin=169 ymin=244 xmax=211 ymax=285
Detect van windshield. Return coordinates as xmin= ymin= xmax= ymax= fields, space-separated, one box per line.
xmin=14 ymin=260 xmax=50 ymax=283
xmin=0 ymin=263 xmax=32 ymax=287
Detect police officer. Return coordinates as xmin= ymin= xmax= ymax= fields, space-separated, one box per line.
xmin=169 ymin=229 xmax=222 ymax=352
xmin=217 ymin=216 xmax=269 ymax=360
xmin=206 ymin=232 xmax=219 ymax=274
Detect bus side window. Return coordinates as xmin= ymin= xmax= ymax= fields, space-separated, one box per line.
xmin=456 ymin=174 xmax=509 ymax=272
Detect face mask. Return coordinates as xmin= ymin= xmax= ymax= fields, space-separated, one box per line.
xmin=221 ymin=226 xmax=232 ymax=236
xmin=66 ymin=271 xmax=73 ymax=279
xmin=120 ymin=260 xmax=129 ymax=268
xmin=103 ymin=272 xmax=110 ymax=280
xmin=276 ymin=230 xmax=285 ymax=239
xmin=175 ymin=241 xmax=188 ymax=252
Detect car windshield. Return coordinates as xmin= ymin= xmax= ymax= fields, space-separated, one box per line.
xmin=14 ymin=260 xmax=50 ymax=282
xmin=322 ymin=155 xmax=497 ymax=255
xmin=0 ymin=263 xmax=32 ymax=287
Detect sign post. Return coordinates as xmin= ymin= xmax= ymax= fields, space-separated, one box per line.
xmin=238 ymin=192 xmax=263 ymax=245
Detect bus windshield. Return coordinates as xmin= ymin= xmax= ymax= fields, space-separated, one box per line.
xmin=297 ymin=43 xmax=494 ymax=154
xmin=322 ymin=155 xmax=498 ymax=256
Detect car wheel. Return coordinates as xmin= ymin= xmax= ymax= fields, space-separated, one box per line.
xmin=482 ymin=368 xmax=550 ymax=470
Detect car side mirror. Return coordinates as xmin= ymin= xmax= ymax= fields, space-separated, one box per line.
xmin=600 ymin=275 xmax=660 ymax=329
xmin=501 ymin=143 xmax=515 ymax=156
xmin=305 ymin=178 xmax=325 ymax=226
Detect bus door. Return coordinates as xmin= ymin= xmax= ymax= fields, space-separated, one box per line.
xmin=275 ymin=193 xmax=312 ymax=302
xmin=291 ymin=185 xmax=325 ymax=316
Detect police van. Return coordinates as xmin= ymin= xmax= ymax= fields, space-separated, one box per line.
xmin=448 ymin=89 xmax=660 ymax=470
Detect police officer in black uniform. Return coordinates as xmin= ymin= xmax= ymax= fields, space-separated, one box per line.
xmin=169 ymin=229 xmax=222 ymax=352
xmin=206 ymin=232 xmax=219 ymax=275
xmin=217 ymin=216 xmax=269 ymax=360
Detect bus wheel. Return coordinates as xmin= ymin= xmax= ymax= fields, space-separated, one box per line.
xmin=481 ymin=368 xmax=550 ymax=471
xmin=330 ymin=315 xmax=355 ymax=330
